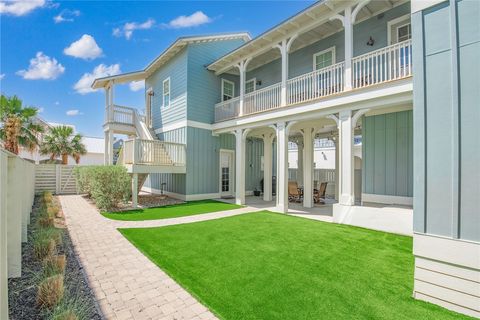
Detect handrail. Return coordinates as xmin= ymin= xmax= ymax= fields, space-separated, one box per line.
xmin=214 ymin=96 xmax=240 ymax=122
xmin=244 ymin=82 xmax=281 ymax=115
xmin=123 ymin=139 xmax=186 ymax=166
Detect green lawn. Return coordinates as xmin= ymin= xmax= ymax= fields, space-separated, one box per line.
xmin=119 ymin=212 xmax=471 ymax=320
xmin=102 ymin=199 xmax=242 ymax=221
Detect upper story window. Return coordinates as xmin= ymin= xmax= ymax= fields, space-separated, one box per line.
xmin=313 ymin=47 xmax=335 ymax=70
xmin=222 ymin=79 xmax=234 ymax=101
xmin=388 ymin=14 xmax=411 ymax=44
xmin=245 ymin=78 xmax=256 ymax=94
xmin=162 ymin=78 xmax=170 ymax=108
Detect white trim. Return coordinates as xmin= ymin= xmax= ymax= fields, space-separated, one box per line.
xmin=221 ymin=78 xmax=235 ymax=102
xmin=142 ymin=186 xmax=222 ymax=201
xmin=162 ymin=77 xmax=170 ymax=108
xmin=219 ymin=149 xmax=235 ymax=197
xmin=245 ymin=78 xmax=256 ymax=93
xmin=387 ymin=14 xmax=411 ymax=45
xmin=313 ymin=46 xmax=336 ymax=70
xmin=153 ymin=120 xmax=213 ymax=134
xmin=411 ymin=0 xmax=446 ymax=14
xmin=361 ymin=193 xmax=413 ymax=206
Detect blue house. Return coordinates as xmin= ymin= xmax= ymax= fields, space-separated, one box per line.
xmin=92 ymin=0 xmax=479 ymax=316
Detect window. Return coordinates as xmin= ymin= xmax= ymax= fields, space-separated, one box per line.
xmin=245 ymin=78 xmax=256 ymax=94
xmin=162 ymin=78 xmax=170 ymax=108
xmin=396 ymin=23 xmax=411 ymax=42
xmin=222 ymin=79 xmax=234 ymax=101
xmin=313 ymin=47 xmax=335 ymax=70
xmin=388 ymin=14 xmax=411 ymax=44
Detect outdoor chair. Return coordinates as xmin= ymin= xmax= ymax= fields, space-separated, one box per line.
xmin=314 ymin=182 xmax=328 ymax=204
xmin=288 ymin=181 xmax=302 ymax=203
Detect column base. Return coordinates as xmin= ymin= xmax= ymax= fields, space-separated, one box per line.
xmin=413 ymin=233 xmax=480 ymax=318
xmin=275 ymin=204 xmax=288 ymax=214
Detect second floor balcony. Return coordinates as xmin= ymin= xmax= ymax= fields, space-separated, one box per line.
xmin=215 ymin=39 xmax=412 ymax=122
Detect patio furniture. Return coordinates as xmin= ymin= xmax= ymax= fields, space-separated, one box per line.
xmin=314 ymin=182 xmax=328 ymax=204
xmin=288 ymin=181 xmax=302 ymax=203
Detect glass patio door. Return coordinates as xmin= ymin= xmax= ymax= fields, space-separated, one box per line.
xmin=220 ymin=151 xmax=234 ymax=197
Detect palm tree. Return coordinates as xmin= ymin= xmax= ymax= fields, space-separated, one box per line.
xmin=40 ymin=125 xmax=87 ymax=164
xmin=0 ymin=94 xmax=43 ymax=154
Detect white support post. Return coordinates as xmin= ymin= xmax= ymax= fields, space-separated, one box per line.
xmin=297 ymin=139 xmax=304 ymax=187
xmin=132 ymin=173 xmax=138 ymax=208
xmin=108 ymin=130 xmax=114 ymax=165
xmin=338 ymin=110 xmax=354 ymax=205
xmin=275 ymin=122 xmax=290 ymax=213
xmin=235 ymin=129 xmax=248 ymax=205
xmin=275 ymin=35 xmax=298 ymax=107
xmin=303 ymin=128 xmax=314 ymax=208
xmin=236 ymin=58 xmax=252 ymax=117
xmin=262 ymin=133 xmax=274 ymax=202
xmin=104 ymin=130 xmax=109 ymax=165
xmin=344 ymin=7 xmax=353 ymax=90
xmin=334 ymin=140 xmax=339 ymax=201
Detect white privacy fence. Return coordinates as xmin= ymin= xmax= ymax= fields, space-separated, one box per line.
xmin=1 ymin=149 xmax=36 ymax=319
xmin=35 ymin=164 xmax=78 ymax=194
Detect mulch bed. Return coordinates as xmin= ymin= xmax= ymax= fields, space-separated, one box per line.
xmin=8 ymin=196 xmax=102 ymax=320
xmin=84 ymin=192 xmax=184 ymax=212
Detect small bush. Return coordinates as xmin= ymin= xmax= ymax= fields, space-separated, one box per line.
xmin=75 ymin=166 xmax=131 ymax=210
xmin=37 ymin=274 xmax=64 ymax=309
xmin=43 ymin=191 xmax=54 ymax=204
xmin=33 ymin=227 xmax=63 ymax=260
xmin=38 ymin=215 xmax=55 ymax=228
xmin=47 ymin=205 xmax=60 ymax=218
xmin=43 ymin=254 xmax=66 ymax=277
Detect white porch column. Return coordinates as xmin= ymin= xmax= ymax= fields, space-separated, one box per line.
xmin=108 ymin=130 xmax=114 ymax=165
xmin=235 ymin=129 xmax=249 ymax=205
xmin=276 ymin=122 xmax=295 ymax=213
xmin=132 ymin=173 xmax=138 ymax=208
xmin=334 ymin=140 xmax=340 ymax=201
xmin=297 ymin=139 xmax=304 ymax=186
xmin=275 ymin=35 xmax=298 ymax=106
xmin=344 ymin=7 xmax=353 ymax=91
xmin=104 ymin=130 xmax=109 ymax=165
xmin=236 ymin=58 xmax=252 ymax=117
xmin=262 ymin=133 xmax=275 ymax=202
xmin=338 ymin=110 xmax=354 ymax=205
xmin=303 ymin=128 xmax=314 ymax=208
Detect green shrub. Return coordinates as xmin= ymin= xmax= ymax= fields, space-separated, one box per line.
xmin=75 ymin=166 xmax=130 ymax=210
xmin=49 ymin=294 xmax=92 ymax=320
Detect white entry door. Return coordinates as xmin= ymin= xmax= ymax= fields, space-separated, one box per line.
xmin=220 ymin=150 xmax=234 ymax=197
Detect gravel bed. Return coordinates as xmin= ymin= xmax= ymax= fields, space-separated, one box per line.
xmin=85 ymin=192 xmax=184 ymax=212
xmin=8 ymin=196 xmax=103 ymax=320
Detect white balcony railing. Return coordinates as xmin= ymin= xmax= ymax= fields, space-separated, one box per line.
xmin=287 ymin=62 xmax=345 ymax=105
xmin=244 ymin=83 xmax=282 ymax=115
xmin=352 ymin=39 xmax=412 ymax=89
xmin=214 ymin=96 xmax=240 ymax=122
xmin=106 ymin=105 xmax=135 ymax=125
xmin=123 ymin=139 xmax=186 ymax=166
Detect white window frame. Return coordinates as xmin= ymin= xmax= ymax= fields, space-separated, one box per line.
xmin=396 ymin=22 xmax=411 ymax=42
xmin=245 ymin=78 xmax=256 ymax=94
xmin=313 ymin=46 xmax=336 ymax=71
xmin=219 ymin=149 xmax=235 ymax=196
xmin=221 ymin=78 xmax=235 ymax=102
xmin=162 ymin=77 xmax=170 ymax=108
xmin=387 ymin=14 xmax=411 ymax=45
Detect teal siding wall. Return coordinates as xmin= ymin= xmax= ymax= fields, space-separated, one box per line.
xmin=187 ymin=39 xmax=246 ymax=123
xmin=246 ymin=138 xmax=264 ymax=191
xmin=413 ymin=0 xmax=480 ymax=241
xmin=226 ymin=3 xmax=410 ymax=93
xmin=146 ymin=48 xmax=187 ymax=129
xmin=362 ymin=110 xmax=413 ymax=197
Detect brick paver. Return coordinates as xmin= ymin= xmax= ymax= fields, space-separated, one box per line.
xmin=60 ymin=195 xmax=258 ymax=320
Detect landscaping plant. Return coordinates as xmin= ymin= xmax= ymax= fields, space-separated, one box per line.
xmin=36 ymin=274 xmax=64 ymax=309
xmin=43 ymin=254 xmax=66 ymax=277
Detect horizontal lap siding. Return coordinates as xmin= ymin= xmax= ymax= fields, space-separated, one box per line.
xmin=362 ymin=110 xmax=413 ymax=197
xmin=147 ymin=48 xmax=187 ymax=128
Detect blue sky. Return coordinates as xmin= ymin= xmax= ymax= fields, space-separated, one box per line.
xmin=0 ymin=0 xmax=313 ymax=137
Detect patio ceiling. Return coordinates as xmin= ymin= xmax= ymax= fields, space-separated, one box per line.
xmin=208 ymin=0 xmax=408 ymax=75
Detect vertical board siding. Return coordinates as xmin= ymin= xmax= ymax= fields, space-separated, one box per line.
xmin=146 ymin=48 xmax=188 ymax=128
xmin=413 ymin=0 xmax=480 ymax=241
xmin=362 ymin=110 xmax=413 ymax=198
xmin=245 ymin=138 xmax=264 ymax=191
xmin=187 ymin=39 xmax=246 ymax=123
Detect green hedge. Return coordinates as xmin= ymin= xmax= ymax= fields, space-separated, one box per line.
xmin=75 ymin=166 xmax=131 ymax=210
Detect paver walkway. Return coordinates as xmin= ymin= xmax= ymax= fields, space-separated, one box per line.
xmin=60 ymin=195 xmax=259 ymax=320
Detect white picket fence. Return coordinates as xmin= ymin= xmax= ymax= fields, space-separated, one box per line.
xmin=35 ymin=164 xmax=78 ymax=194
xmin=0 ymin=149 xmax=36 ymax=320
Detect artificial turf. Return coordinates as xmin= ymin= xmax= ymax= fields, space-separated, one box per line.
xmin=120 ymin=211 xmax=472 ymax=320
xmin=102 ymin=199 xmax=242 ymax=221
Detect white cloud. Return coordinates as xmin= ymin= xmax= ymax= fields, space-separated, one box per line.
xmin=168 ymin=11 xmax=211 ymax=28
xmin=55 ymin=101 xmax=59 ymax=105
xmin=0 ymin=0 xmax=45 ymax=16
xmin=64 ymin=34 xmax=103 ymax=60
xmin=66 ymin=109 xmax=81 ymax=116
xmin=129 ymin=80 xmax=144 ymax=92
xmin=16 ymin=52 xmax=65 ymax=80
xmin=113 ymin=18 xmax=154 ymax=40
xmin=53 ymin=9 xmax=80 ymax=23
xmin=73 ymin=63 xmax=121 ymax=94
xmin=0 ymin=73 xmax=4 ymax=80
